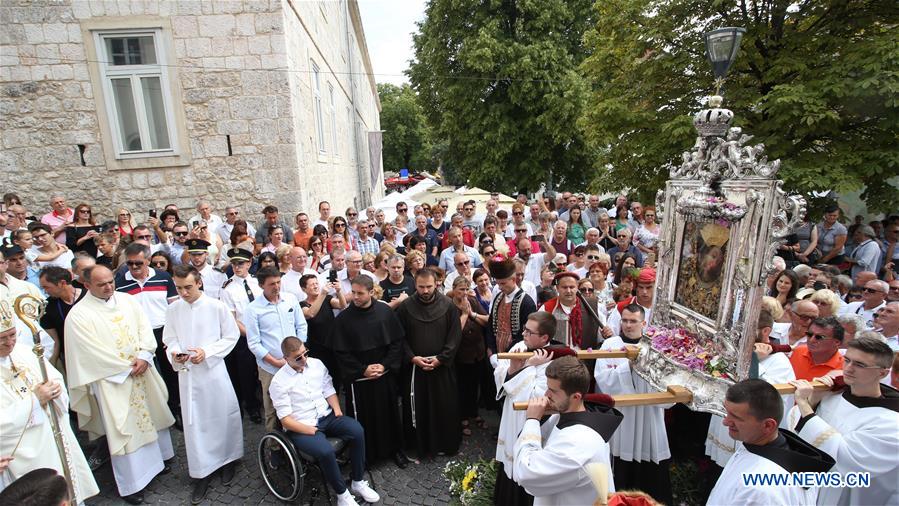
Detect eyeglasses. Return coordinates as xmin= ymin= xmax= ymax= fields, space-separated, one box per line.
xmin=334 ymin=223 xmax=346 ymax=228
xmin=843 ymin=356 xmax=886 ymax=370
xmin=347 ymin=213 xmax=357 ymax=217
xmin=464 ymin=207 xmax=474 ymax=212
xmin=455 ymin=260 xmax=471 ymax=267
xmin=580 ymin=288 xmax=595 ymax=294
xmin=804 ymin=331 xmax=834 ymax=341
xmin=794 ymin=313 xmax=817 ymax=321
xmin=226 ymin=211 xmax=239 ymax=216
xmin=174 ymin=231 xmax=189 ymax=237
xmin=522 ymin=327 xmax=540 ymax=336
xmin=398 ymin=208 xmax=408 ymax=212
xmin=863 ymin=287 xmax=884 ymax=293
xmin=480 ymin=239 xmax=493 ymax=245
xmin=126 ymin=261 xmax=145 ymax=267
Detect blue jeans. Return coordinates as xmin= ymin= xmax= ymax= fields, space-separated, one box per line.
xmin=287 ymin=413 xmax=365 ymax=494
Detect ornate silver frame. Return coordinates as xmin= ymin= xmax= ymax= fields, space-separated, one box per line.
xmin=631 ymin=97 xmax=806 ymax=415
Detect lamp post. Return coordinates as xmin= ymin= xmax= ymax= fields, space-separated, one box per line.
xmin=704 ymin=27 xmax=746 ymax=95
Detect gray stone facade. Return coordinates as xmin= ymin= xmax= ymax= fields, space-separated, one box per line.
xmin=0 ymin=0 xmax=383 ymax=222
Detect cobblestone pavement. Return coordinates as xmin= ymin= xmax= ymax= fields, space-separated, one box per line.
xmin=85 ymin=410 xmax=500 ymax=505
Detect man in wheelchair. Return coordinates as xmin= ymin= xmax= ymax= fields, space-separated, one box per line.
xmin=269 ymin=336 xmax=381 ymax=506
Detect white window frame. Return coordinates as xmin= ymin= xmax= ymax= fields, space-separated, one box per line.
xmin=328 ymin=83 xmax=338 ymax=159
xmin=95 ymin=29 xmax=177 ymax=159
xmin=311 ymin=61 xmax=326 ymax=154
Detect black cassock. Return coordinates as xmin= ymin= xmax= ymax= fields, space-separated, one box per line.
xmin=332 ymin=301 xmax=406 ymax=463
xmin=396 ymin=292 xmax=463 ymax=457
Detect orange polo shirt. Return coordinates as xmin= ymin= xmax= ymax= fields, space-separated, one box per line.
xmin=293 ymin=229 xmax=314 ymax=250
xmin=789 ymin=345 xmax=844 ymax=381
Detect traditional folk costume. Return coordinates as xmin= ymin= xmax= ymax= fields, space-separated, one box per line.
xmin=789 ymin=384 xmax=899 ymax=505
xmin=396 ymin=291 xmax=463 ymax=456
xmin=595 ymin=335 xmax=672 ymax=504
xmin=332 ymin=300 xmax=406 ymax=463
xmin=0 ymin=303 xmax=98 ymax=502
xmin=513 ymin=402 xmax=623 ymax=506
xmin=539 ymin=291 xmax=601 ymax=372
xmin=486 ymin=258 xmax=537 ymax=359
xmin=493 ymin=338 xmax=563 ymax=506
xmin=162 ymin=293 xmax=242 ymax=479
xmin=64 ymin=292 xmax=175 ymax=497
xmin=708 ymin=430 xmax=835 ymax=505
xmin=706 ymin=351 xmax=796 ymax=467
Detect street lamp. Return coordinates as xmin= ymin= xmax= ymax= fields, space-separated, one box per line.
xmin=704 ymin=27 xmax=746 ymax=94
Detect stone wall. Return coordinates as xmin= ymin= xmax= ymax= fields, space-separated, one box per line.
xmin=0 ymin=0 xmax=382 ymax=226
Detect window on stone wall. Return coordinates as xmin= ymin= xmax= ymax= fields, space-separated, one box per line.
xmin=329 ymin=83 xmax=338 ymax=158
xmin=312 ymin=61 xmax=326 ymax=154
xmin=96 ymin=30 xmax=176 ymax=158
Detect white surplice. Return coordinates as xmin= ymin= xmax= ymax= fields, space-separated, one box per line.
xmin=513 ymin=415 xmax=615 ymax=506
xmin=0 ymin=344 xmax=99 ymax=502
xmin=788 ymin=388 xmax=899 ymax=505
xmin=163 ymin=294 xmax=243 ymax=478
xmin=494 ymin=340 xmax=552 ymax=478
xmin=707 ymin=442 xmax=815 ymax=506
xmin=594 ymin=336 xmax=670 ymax=463
xmin=706 ymin=352 xmax=796 ymax=467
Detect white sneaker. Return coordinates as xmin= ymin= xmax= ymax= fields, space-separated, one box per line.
xmin=351 ymin=480 xmax=381 ymax=503
xmin=337 ymin=490 xmax=359 ymax=506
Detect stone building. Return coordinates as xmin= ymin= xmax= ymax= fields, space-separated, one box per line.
xmin=0 ymin=0 xmax=384 ymax=223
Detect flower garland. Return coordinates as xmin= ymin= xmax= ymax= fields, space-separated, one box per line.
xmin=646 ymin=325 xmax=733 ymax=379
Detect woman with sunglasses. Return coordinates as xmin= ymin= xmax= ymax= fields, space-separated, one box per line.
xmin=149 ymin=251 xmax=174 ymax=276
xmin=116 ymin=207 xmax=136 ymax=239
xmin=329 ymin=216 xmax=356 ymax=252
xmin=634 ymin=206 xmax=660 ymax=256
xmin=307 ymin=236 xmax=326 ymax=272
xmin=67 ymin=203 xmax=100 ymax=257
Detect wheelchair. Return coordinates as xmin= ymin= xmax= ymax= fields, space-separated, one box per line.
xmin=257 ymin=429 xmax=348 ymax=503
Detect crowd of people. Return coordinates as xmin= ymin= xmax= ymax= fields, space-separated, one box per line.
xmin=0 ymin=189 xmax=897 ymax=505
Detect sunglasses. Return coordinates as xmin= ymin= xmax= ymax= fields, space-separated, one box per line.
xmin=135 ymin=234 xmax=152 ymax=240
xmin=512 ymin=211 xmax=523 ymax=216
xmin=515 ymin=229 xmax=527 ymax=233
xmin=293 ymin=350 xmax=309 ymax=363
xmin=79 ymin=209 xmax=91 ymax=214
xmin=481 ymin=239 xmax=493 ymax=245
xmin=334 ymin=223 xmax=346 ymax=228
xmin=580 ymin=288 xmax=595 ymax=293
xmin=126 ymin=261 xmax=145 ymax=267
xmin=151 ymin=261 xmax=167 ymax=268
xmin=464 ymin=208 xmax=474 ymax=212
xmin=574 ymin=252 xmax=584 ymax=257
xmin=586 ymin=255 xmax=600 ymax=260
xmin=804 ymin=331 xmax=833 ymax=341
xmin=863 ymin=287 xmax=884 ymax=293
xmin=455 ymin=260 xmax=471 ymax=267
xmin=398 ymin=208 xmax=408 ymax=212
xmin=174 ymin=231 xmax=189 ymax=237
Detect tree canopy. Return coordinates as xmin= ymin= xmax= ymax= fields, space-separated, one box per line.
xmin=377 ymin=83 xmax=434 ymax=173
xmin=581 ymin=0 xmax=899 ymax=212
xmin=408 ymin=0 xmax=596 ymax=195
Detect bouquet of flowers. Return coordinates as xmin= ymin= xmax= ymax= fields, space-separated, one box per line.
xmin=444 ymin=459 xmax=498 ymax=505
xmin=646 ymin=325 xmax=733 ymax=380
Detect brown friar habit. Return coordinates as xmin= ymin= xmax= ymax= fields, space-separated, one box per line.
xmin=396 ymin=291 xmax=463 ymax=457
xmin=332 ymin=300 xmax=406 ymax=463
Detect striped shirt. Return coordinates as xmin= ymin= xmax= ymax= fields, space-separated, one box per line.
xmin=114 ymin=268 xmax=177 ymax=328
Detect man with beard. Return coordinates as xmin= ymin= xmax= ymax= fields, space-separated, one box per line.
xmin=538 ymin=272 xmax=607 ymax=365
xmin=396 ymin=268 xmax=463 ymax=457
xmin=494 ymin=311 xmax=561 ymax=506
xmin=332 ymin=276 xmax=409 ymax=468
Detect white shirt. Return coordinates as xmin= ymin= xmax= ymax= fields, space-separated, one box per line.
xmin=217 ymin=220 xmax=256 ymax=245
xmin=268 ymin=358 xmax=336 ymax=427
xmin=522 ymin=254 xmax=546 ymax=287
xmin=220 ymin=274 xmax=262 ymax=321
xmin=281 ymin=268 xmax=318 ymax=303
xmin=839 ymin=300 xmax=885 ymax=328
xmin=188 ymin=213 xmax=224 ymax=235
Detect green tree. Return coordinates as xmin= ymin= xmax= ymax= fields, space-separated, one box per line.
xmin=408 ymin=0 xmax=596 ymax=194
xmin=581 ymin=0 xmax=899 ymax=211
xmin=378 ymin=83 xmax=434 ymax=172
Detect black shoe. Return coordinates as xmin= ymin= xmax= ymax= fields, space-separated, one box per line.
xmin=172 ymin=412 xmax=184 ymax=432
xmin=249 ymin=411 xmax=262 ymax=424
xmin=221 ymin=462 xmax=236 ymax=486
xmin=88 ymin=444 xmax=110 ymax=471
xmin=394 ymin=451 xmax=410 ymax=469
xmin=121 ymin=491 xmax=145 ymax=504
xmin=160 ymin=458 xmax=174 ymax=475
xmin=267 ymin=448 xmax=285 ymax=471
xmin=191 ymin=477 xmax=210 ymax=505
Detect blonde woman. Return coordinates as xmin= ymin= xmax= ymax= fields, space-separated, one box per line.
xmin=405 ymin=249 xmax=426 ymax=277
xmin=116 ymin=207 xmax=136 ymax=238
xmin=809 ymin=289 xmax=841 ymax=318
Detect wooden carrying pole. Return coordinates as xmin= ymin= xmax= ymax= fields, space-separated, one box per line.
xmin=497 ymin=346 xmax=640 ymax=361
xmin=512 ymin=381 xmax=831 ymax=410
